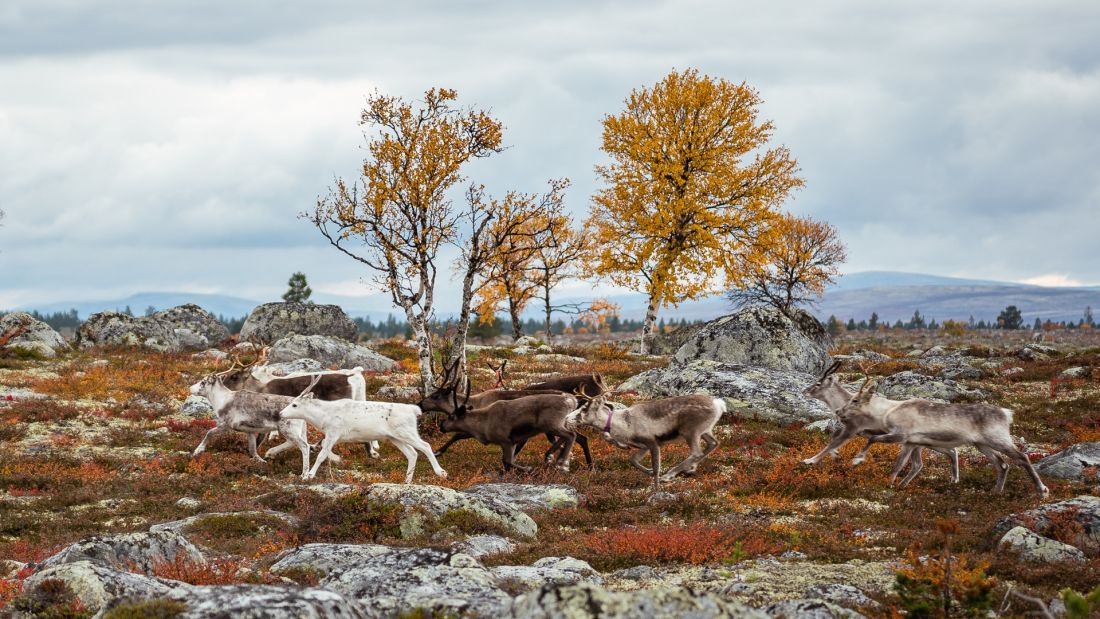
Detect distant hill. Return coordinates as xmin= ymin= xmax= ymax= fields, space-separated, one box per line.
xmin=9 ymin=271 xmax=1099 ymax=325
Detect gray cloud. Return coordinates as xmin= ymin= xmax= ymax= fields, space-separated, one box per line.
xmin=1 ymin=0 xmax=1098 ymax=313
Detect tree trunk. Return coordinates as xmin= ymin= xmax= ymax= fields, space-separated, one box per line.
xmin=639 ymin=292 xmax=659 ymax=355
xmin=543 ymin=283 xmax=553 ymax=345
xmin=509 ymin=296 xmax=523 ymax=341
xmin=449 ymin=267 xmax=477 ymax=390
xmin=400 ymin=300 xmax=434 ymax=394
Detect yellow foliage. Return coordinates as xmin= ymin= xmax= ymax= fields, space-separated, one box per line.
xmin=586 ymin=69 xmax=804 ymax=313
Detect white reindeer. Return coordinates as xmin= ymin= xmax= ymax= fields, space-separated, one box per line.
xmin=279 ymin=377 xmax=447 ymax=483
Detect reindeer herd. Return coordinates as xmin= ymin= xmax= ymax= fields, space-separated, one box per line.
xmin=187 ymin=354 xmax=1049 ymax=496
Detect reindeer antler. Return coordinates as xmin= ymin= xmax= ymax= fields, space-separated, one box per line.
xmin=487 ymin=360 xmax=508 ymax=390
xmin=820 ymin=360 xmax=842 ymax=379
xmin=294 ymin=374 xmax=323 ymax=400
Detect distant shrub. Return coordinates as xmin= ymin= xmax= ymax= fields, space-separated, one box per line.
xmin=149 ymin=555 xmax=243 ymax=586
xmin=894 ymin=545 xmax=995 ymax=618
xmin=9 ymin=578 xmax=91 ymax=618
xmin=577 ymin=521 xmax=782 ymax=570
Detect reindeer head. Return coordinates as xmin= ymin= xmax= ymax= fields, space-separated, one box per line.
xmin=189 ymin=373 xmax=224 ymax=396
xmin=838 ymin=375 xmax=876 ymax=419
xmin=439 ymin=377 xmax=472 ymax=433
xmin=803 ymin=360 xmax=842 ymax=400
xmin=566 ymin=385 xmax=613 ymax=430
xmin=276 ymin=374 xmax=322 ymax=416
xmin=419 ymin=357 xmax=463 ymax=414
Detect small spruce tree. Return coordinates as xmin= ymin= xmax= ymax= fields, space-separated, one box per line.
xmin=283 ymin=272 xmax=313 ymax=304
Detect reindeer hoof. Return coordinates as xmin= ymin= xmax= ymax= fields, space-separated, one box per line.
xmin=850 ymin=457 xmax=864 ymax=466
xmin=433 ymin=451 xmax=444 ymax=458
xmin=800 ymin=458 xmax=815 ymax=465
xmin=437 ymin=470 xmax=449 ymax=479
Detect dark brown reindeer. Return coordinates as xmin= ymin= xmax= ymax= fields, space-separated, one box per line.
xmin=439 ymin=382 xmax=584 ymax=472
xmin=418 ymin=359 xmax=593 ymax=466
xmin=523 ymin=373 xmax=608 ymax=397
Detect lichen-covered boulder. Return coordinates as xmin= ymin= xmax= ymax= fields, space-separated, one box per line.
xmin=128 ymin=584 xmax=366 ymax=618
xmin=318 ymin=546 xmax=510 ymax=618
xmin=270 ymin=543 xmax=393 ymax=579
xmin=152 ymin=304 xmax=230 ymax=349
xmin=508 ymin=582 xmax=766 ymax=618
xmin=872 ymin=371 xmax=986 ymax=402
xmin=76 ymin=311 xmax=179 ymax=352
xmin=993 ymin=495 xmax=1100 ymax=555
xmin=492 ymin=557 xmax=602 ymax=591
xmin=0 ymin=312 xmax=68 ymax=357
xmin=620 ymin=360 xmax=831 ymax=425
xmin=240 ymin=302 xmax=357 ymax=343
xmin=673 ymin=307 xmax=831 ymax=374
xmin=452 ymin=535 xmax=517 ymax=559
xmin=179 ymin=395 xmax=214 ymax=417
xmin=762 ymin=598 xmax=866 ymax=618
xmin=363 ymin=483 xmax=537 ymax=540
xmin=803 ymin=583 xmax=879 ymax=609
xmin=1034 ymin=443 xmax=1100 ymax=481
xmin=39 ymin=530 xmax=205 ymax=573
xmin=268 ymin=334 xmax=396 ymax=371
xmin=997 ymin=526 xmax=1086 ymax=563
xmin=464 ymin=483 xmax=580 ymax=512
xmin=23 ymin=561 xmax=190 ymax=613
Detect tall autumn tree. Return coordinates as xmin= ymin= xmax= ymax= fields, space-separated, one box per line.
xmin=449 ymin=181 xmax=560 ymax=384
xmin=529 ymin=206 xmax=590 ymax=340
xmin=308 ymin=88 xmax=503 ymax=392
xmin=728 ymin=214 xmax=846 ymax=317
xmin=474 ymin=180 xmax=569 ymax=341
xmin=587 ymin=69 xmax=803 ymax=353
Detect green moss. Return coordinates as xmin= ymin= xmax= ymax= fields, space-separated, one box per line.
xmin=102 ymin=599 xmax=188 ymax=619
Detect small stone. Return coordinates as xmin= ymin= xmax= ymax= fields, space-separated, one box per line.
xmin=175 ymin=497 xmax=202 ymax=510
xmin=192 ymin=349 xmax=229 ymax=361
xmin=611 ymin=565 xmax=660 ymax=581
xmin=997 ymin=526 xmax=1086 ymax=563
xmin=452 ymin=535 xmax=516 ymax=559
xmin=1061 ymin=366 xmax=1089 ymax=379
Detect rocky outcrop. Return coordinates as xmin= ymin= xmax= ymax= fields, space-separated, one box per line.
xmin=151 ymin=304 xmax=230 ymax=348
xmin=0 ymin=312 xmax=68 ymax=357
xmin=240 ymin=302 xmax=357 ymax=343
xmin=509 ymin=582 xmax=766 ymax=618
xmin=997 ymin=526 xmax=1086 ymax=563
xmin=76 ymin=305 xmax=227 ymax=352
xmin=464 ymin=483 xmax=580 ymax=512
xmin=268 ymin=334 xmax=396 ymax=371
xmin=673 ymin=307 xmax=831 ymax=375
xmin=39 ymin=530 xmax=205 ymax=573
xmin=22 ymin=561 xmax=189 ymax=613
xmin=150 ymin=510 xmax=299 ymax=538
xmin=362 ymin=483 xmax=537 ymax=540
xmin=452 ymin=535 xmax=517 ymax=558
xmin=762 ymin=598 xmax=865 ymax=618
xmin=109 ymin=584 xmax=365 ymax=619
xmin=1034 ymin=443 xmax=1100 ymax=481
xmin=872 ymin=371 xmax=986 ymax=402
xmin=993 ymin=495 xmax=1100 ymax=555
xmin=620 ymin=360 xmax=832 ymax=425
xmin=492 ymin=557 xmax=603 ymax=591
xmin=317 ymin=546 xmax=511 ymax=618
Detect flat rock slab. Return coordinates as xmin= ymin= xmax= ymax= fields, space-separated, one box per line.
xmin=1034 ymin=442 xmax=1100 ymax=481
xmin=492 ymin=556 xmax=602 ymax=591
xmin=363 ymin=483 xmax=537 ymax=540
xmin=268 ymin=334 xmax=396 ymax=371
xmin=40 ymin=530 xmax=205 ymax=573
xmin=452 ymin=535 xmax=517 ymax=558
xmin=23 ymin=560 xmax=190 ymax=613
xmin=464 ymin=483 xmax=580 ymax=512
xmin=115 ymin=584 xmax=366 ymax=619
xmin=509 ymin=582 xmax=766 ymax=618
xmin=270 ymin=543 xmax=394 ymax=578
xmin=762 ymin=598 xmax=866 ymax=618
xmin=150 ymin=510 xmax=299 ymax=535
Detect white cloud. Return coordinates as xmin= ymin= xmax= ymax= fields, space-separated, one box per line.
xmin=1019 ymin=274 xmax=1089 ymax=287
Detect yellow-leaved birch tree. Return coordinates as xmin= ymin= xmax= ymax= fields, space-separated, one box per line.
xmin=586 ymin=69 xmax=804 ymax=353
xmin=308 ymin=88 xmax=503 ymax=393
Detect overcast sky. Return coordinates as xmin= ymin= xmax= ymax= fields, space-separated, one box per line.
xmin=1 ymin=0 xmax=1098 ymax=313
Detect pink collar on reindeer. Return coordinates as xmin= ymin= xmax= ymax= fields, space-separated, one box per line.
xmin=603 ymin=407 xmax=614 ymax=433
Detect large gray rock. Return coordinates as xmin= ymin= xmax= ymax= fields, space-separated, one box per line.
xmin=0 ymin=312 xmax=68 ymax=357
xmin=873 ymin=371 xmax=986 ymax=402
xmin=492 ymin=557 xmax=602 ymax=591
xmin=76 ymin=311 xmax=179 ymax=352
xmin=240 ymin=302 xmax=357 ymax=343
xmin=150 ymin=510 xmax=298 ymax=536
xmin=763 ymin=598 xmax=865 ymax=618
xmin=464 ymin=483 xmax=580 ymax=512
xmin=39 ymin=530 xmax=205 ymax=573
xmin=179 ymin=395 xmax=214 ymax=417
xmin=1035 ymin=443 xmax=1100 ymax=481
xmin=268 ymin=334 xmax=396 ymax=371
xmin=270 ymin=543 xmax=393 ymax=578
xmin=112 ymin=584 xmax=366 ymax=619
xmin=152 ymin=304 xmax=230 ymax=348
xmin=997 ymin=526 xmax=1086 ymax=563
xmin=508 ymin=582 xmax=766 ymax=618
xmin=620 ymin=360 xmax=832 ymax=425
xmin=993 ymin=495 xmax=1100 ymax=555
xmin=673 ymin=307 xmax=831 ymax=375
xmin=23 ymin=561 xmax=190 ymax=613
xmin=452 ymin=535 xmax=517 ymax=559
xmin=318 ymin=546 xmax=511 ymax=618
xmin=363 ymin=483 xmax=537 ymax=540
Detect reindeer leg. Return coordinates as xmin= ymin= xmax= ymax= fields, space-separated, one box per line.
xmin=990 ymin=441 xmax=1048 ymax=497
xmin=549 ymin=430 xmax=576 ymax=471
xmin=542 ymin=433 xmax=563 ymax=464
xmin=192 ymin=424 xmax=224 ymax=457
xmin=247 ymin=433 xmax=267 ymax=464
xmin=391 ymin=441 xmax=418 ymax=483
xmin=410 ymin=437 xmax=447 ymax=479
xmin=682 ymin=433 xmax=719 ymax=475
xmin=649 ymin=442 xmax=662 ymax=491
xmin=889 ymin=444 xmax=918 ymax=484
xmin=898 ymin=447 xmax=925 ymax=488
xmin=501 ymin=443 xmax=530 ymax=473
xmin=575 ymin=433 xmax=594 ymax=469
xmin=305 ymin=434 xmax=338 ymax=481
xmin=975 ymin=445 xmax=1007 ymax=491
xmin=629 ymin=447 xmax=654 ymax=475
xmin=663 ymin=434 xmax=704 ymax=480
xmin=365 ymin=441 xmax=380 ymax=458
xmin=434 ymin=432 xmax=471 ymax=458
xmin=803 ymin=425 xmax=859 ymax=465
xmin=928 ymin=447 xmax=960 ymax=483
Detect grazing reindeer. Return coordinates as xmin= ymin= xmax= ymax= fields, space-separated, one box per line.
xmin=839 ymin=383 xmax=1048 ymax=496
xmin=439 ymin=382 xmax=583 ymax=472
xmin=802 ymin=361 xmax=960 ymax=482
xmin=567 ymin=393 xmax=724 ymax=490
xmin=218 ymin=361 xmax=380 ymax=458
xmin=419 ymin=360 xmax=594 ymax=465
xmin=278 ymin=375 xmax=447 ymax=483
xmin=188 ymin=375 xmax=311 ymax=477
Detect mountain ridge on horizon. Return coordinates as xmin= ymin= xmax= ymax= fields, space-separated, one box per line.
xmin=7 ymin=271 xmax=1099 ymax=325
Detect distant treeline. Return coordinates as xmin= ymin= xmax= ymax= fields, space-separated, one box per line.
xmin=827 ymin=305 xmax=1096 ymax=334
xmin=7 ymin=307 xmax=698 ymax=339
